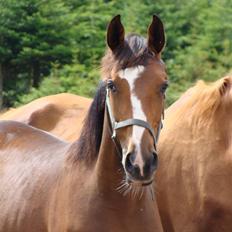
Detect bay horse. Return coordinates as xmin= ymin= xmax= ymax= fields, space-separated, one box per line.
xmin=0 ymin=93 xmax=92 ymax=142
xmin=0 ymin=15 xmax=168 ymax=231
xmin=156 ymin=75 xmax=232 ymax=232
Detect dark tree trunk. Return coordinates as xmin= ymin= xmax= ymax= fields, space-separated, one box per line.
xmin=0 ymin=64 xmax=3 ymax=109
xmin=32 ymin=62 xmax=41 ymax=88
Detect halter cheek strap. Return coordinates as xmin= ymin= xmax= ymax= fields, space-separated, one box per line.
xmin=106 ymin=88 xmax=163 ymax=156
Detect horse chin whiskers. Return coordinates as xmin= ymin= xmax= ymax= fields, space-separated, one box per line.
xmin=116 ymin=175 xmax=154 ymax=200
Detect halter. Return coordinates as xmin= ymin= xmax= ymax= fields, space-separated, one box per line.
xmin=106 ymin=86 xmax=163 ymax=157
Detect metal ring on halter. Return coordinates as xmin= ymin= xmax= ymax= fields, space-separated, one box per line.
xmin=105 ymin=86 xmax=163 ymax=155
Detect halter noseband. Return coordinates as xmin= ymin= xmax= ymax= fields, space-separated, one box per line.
xmin=106 ymin=86 xmax=163 ymax=157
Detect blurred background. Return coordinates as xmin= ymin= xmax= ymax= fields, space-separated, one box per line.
xmin=0 ymin=0 xmax=231 ymax=109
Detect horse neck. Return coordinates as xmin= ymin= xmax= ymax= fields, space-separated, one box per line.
xmin=214 ymin=104 xmax=232 ymax=147
xmin=93 ymin=109 xmax=123 ymax=192
xmin=92 ymin=110 xmax=163 ymax=224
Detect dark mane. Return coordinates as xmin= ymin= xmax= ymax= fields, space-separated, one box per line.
xmin=101 ymin=34 xmax=154 ymax=79
xmin=68 ymin=82 xmax=106 ymax=163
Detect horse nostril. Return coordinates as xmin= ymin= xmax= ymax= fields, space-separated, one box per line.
xmin=125 ymin=152 xmax=141 ymax=178
xmin=143 ymin=151 xmax=158 ymax=179
xmin=151 ymin=151 xmax=158 ymax=170
xmin=125 ymin=152 xmax=134 ymax=172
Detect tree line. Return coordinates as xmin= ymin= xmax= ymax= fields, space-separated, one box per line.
xmin=0 ymin=0 xmax=231 ymax=108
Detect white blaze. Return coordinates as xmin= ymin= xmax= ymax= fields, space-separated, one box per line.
xmin=119 ymin=66 xmax=146 ymax=174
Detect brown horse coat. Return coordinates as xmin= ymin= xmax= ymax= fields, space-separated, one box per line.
xmin=156 ymin=75 xmax=232 ymax=232
xmin=0 ymin=93 xmax=91 ymax=142
xmin=0 ymin=121 xmax=69 ymax=231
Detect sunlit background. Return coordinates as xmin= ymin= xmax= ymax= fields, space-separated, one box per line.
xmin=0 ymin=0 xmax=231 ymax=109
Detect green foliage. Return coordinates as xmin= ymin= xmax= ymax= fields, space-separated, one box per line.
xmin=1 ymin=0 xmax=231 ymax=108
xmin=0 ymin=0 xmax=73 ymax=107
xmin=15 ymin=63 xmax=99 ymax=106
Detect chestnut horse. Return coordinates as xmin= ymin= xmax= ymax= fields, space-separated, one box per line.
xmin=156 ymin=75 xmax=232 ymax=232
xmin=0 ymin=15 xmax=168 ymax=231
xmin=0 ymin=93 xmax=91 ymax=142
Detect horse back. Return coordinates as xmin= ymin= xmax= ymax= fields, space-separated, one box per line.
xmin=0 ymin=93 xmax=91 ymax=142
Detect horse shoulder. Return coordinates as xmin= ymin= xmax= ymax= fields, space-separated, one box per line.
xmin=0 ymin=120 xmax=71 ymax=231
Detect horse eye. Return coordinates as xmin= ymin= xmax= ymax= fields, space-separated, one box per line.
xmin=107 ymin=80 xmax=117 ymax=92
xmin=160 ymin=82 xmax=169 ymax=94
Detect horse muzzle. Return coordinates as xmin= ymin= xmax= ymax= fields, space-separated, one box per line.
xmin=124 ymin=150 xmax=158 ymax=183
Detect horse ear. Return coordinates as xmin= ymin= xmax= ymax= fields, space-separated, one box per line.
xmin=107 ymin=15 xmax=125 ymax=51
xmin=219 ymin=77 xmax=231 ymax=96
xmin=148 ymin=15 xmax=165 ymax=54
